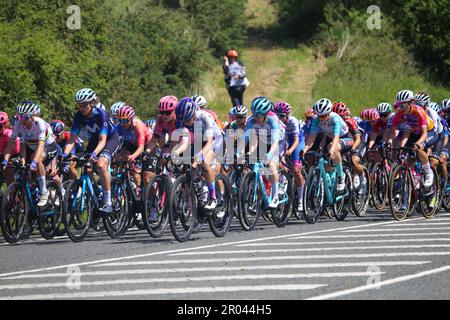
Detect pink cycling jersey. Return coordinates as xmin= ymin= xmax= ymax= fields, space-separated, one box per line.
xmin=0 ymin=129 xmax=20 ymax=155
xmin=154 ymin=115 xmax=177 ymax=138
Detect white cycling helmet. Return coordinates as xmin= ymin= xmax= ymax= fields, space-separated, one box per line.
xmin=442 ymin=99 xmax=450 ymax=111
xmin=75 ymin=88 xmax=97 ymax=103
xmin=395 ymin=90 xmax=414 ymax=103
xmin=414 ymin=92 xmax=431 ymax=107
xmin=191 ymin=95 xmax=207 ymax=109
xmin=110 ymin=102 xmax=126 ymax=116
xmin=16 ymin=101 xmax=40 ymax=116
xmin=377 ymin=102 xmax=393 ymax=114
xmin=313 ymin=98 xmax=333 ymax=116
xmin=429 ymin=102 xmax=441 ymax=113
xmin=234 ymin=104 xmax=248 ymax=116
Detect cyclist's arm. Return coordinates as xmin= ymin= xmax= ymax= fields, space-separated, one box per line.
xmin=32 ymin=140 xmax=45 ymax=163
xmin=93 ymin=134 xmax=107 ymax=156
xmin=201 ymin=133 xmax=214 ymax=156
xmin=287 ymin=135 xmax=299 ymax=154
xmin=416 ymin=125 xmax=428 ymax=147
xmin=145 ymin=137 xmax=159 ymax=154
xmin=329 ymin=135 xmax=340 ymax=154
xmin=303 ymin=133 xmax=316 ymax=154
xmin=367 ymin=131 xmax=378 ymax=150
xmin=352 ymin=133 xmax=361 ymax=150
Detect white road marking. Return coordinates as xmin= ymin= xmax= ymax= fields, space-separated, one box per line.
xmin=0 ymin=284 xmax=327 ymax=300
xmin=236 ymin=238 xmax=450 ymax=246
xmin=91 ymin=252 xmax=440 ymax=267
xmin=289 ymin=232 xmax=450 ymax=239
xmin=1 ymin=261 xmax=429 ymax=280
xmin=381 ymin=222 xmax=450 ymax=226
xmin=170 ymin=248 xmax=450 ymax=256
xmin=0 ymin=218 xmax=411 ymax=279
xmin=0 ymin=272 xmax=384 ymax=291
xmin=342 ymin=227 xmax=450 ymax=232
xmin=307 ymin=264 xmax=450 ymax=300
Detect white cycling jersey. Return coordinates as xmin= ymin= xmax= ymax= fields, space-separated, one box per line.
xmin=11 ymin=117 xmax=55 ymax=150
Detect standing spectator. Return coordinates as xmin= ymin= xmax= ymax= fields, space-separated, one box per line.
xmin=223 ymin=49 xmax=249 ymax=106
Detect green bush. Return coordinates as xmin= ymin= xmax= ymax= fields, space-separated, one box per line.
xmin=312 ymin=2 xmax=450 ymax=114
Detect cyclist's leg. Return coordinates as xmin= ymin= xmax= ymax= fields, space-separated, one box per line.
xmin=97 ymin=133 xmax=121 ymax=210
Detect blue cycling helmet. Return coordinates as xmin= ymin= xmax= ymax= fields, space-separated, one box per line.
xmin=146 ymin=119 xmax=156 ymax=130
xmin=176 ymin=97 xmax=198 ymax=121
xmin=50 ymin=120 xmax=65 ymax=135
xmin=251 ymin=96 xmax=273 ymax=115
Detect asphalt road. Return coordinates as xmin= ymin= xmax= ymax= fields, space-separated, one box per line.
xmin=1 ymin=209 xmax=450 ymax=300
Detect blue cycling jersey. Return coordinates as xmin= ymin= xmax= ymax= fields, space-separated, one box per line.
xmin=71 ymin=107 xmax=116 ymax=139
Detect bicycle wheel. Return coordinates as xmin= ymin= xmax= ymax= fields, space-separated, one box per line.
xmin=55 ymin=180 xmax=72 ymax=237
xmin=229 ymin=170 xmax=241 ymax=219
xmin=238 ymin=171 xmax=262 ymax=231
xmin=208 ymin=173 xmax=233 ymax=237
xmin=272 ymin=170 xmax=293 ymax=227
xmin=169 ymin=175 xmax=197 ymax=242
xmin=103 ymin=177 xmax=129 ymax=239
xmin=302 ymin=167 xmax=324 ymax=224
xmin=0 ymin=183 xmax=29 ymax=244
xmin=351 ymin=165 xmax=371 ymax=217
xmin=37 ymin=181 xmax=63 ymax=240
xmin=388 ymin=165 xmax=412 ymax=221
xmin=143 ymin=175 xmax=170 ymax=238
xmin=418 ymin=166 xmax=439 ymax=219
xmin=63 ymin=179 xmax=92 ymax=242
xmin=435 ymin=164 xmax=447 ymax=213
xmin=442 ymin=166 xmax=450 ymax=211
xmin=371 ymin=162 xmax=388 ymax=210
xmin=333 ymin=168 xmax=352 ymax=221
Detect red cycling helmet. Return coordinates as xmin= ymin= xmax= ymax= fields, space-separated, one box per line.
xmin=332 ymin=101 xmax=350 ymax=117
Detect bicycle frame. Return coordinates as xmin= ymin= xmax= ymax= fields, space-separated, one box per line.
xmin=251 ymin=162 xmax=288 ymax=208
xmin=317 ymin=155 xmax=349 ymax=204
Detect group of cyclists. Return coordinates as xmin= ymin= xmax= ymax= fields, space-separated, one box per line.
xmin=1 ymin=86 xmax=450 ymax=242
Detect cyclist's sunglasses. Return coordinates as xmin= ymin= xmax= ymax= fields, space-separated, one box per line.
xmin=18 ymin=115 xmax=32 ymax=121
xmin=235 ymin=115 xmax=246 ymax=120
xmin=254 ymin=114 xmax=266 ymax=119
xmin=277 ymin=113 xmax=287 ymax=119
xmin=118 ymin=118 xmax=130 ymax=125
xmin=379 ymin=113 xmax=390 ymax=118
xmin=319 ymin=114 xmax=328 ymax=119
xmin=159 ymin=110 xmax=172 ymax=116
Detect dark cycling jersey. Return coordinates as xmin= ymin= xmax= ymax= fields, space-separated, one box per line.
xmin=71 ymin=107 xmax=116 ymax=139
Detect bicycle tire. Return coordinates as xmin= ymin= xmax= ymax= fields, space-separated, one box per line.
xmin=238 ymin=171 xmax=261 ymax=231
xmin=272 ymin=170 xmax=293 ymax=227
xmin=169 ymin=175 xmax=197 ymax=242
xmin=63 ymin=179 xmax=92 ymax=242
xmin=333 ymin=168 xmax=352 ymax=221
xmin=37 ymin=181 xmax=63 ymax=240
xmin=208 ymin=173 xmax=233 ymax=237
xmin=143 ymin=175 xmax=170 ymax=238
xmin=302 ymin=167 xmax=324 ymax=224
xmin=371 ymin=162 xmax=388 ymax=210
xmin=352 ymin=165 xmax=371 ymax=217
xmin=103 ymin=177 xmax=129 ymax=239
xmin=418 ymin=166 xmax=439 ymax=219
xmin=388 ymin=164 xmax=412 ymax=221
xmin=0 ymin=183 xmax=29 ymax=244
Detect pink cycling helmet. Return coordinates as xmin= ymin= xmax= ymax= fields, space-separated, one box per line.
xmin=158 ymin=96 xmax=178 ymax=112
xmin=117 ymin=105 xmax=136 ymax=120
xmin=361 ymin=108 xmax=379 ymax=121
xmin=0 ymin=112 xmax=9 ymax=125
xmin=274 ymin=101 xmax=292 ymax=114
